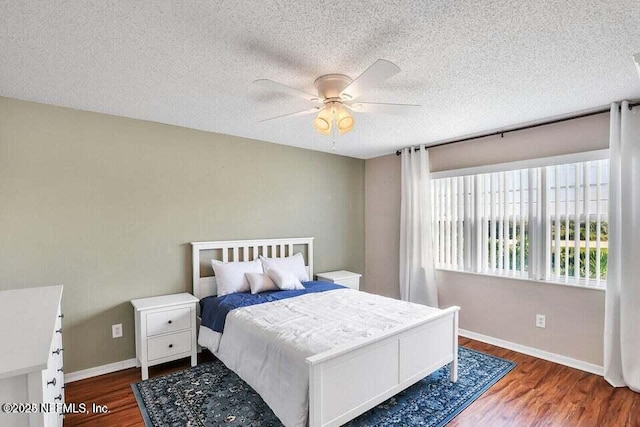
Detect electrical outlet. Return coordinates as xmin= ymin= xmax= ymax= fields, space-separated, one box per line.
xmin=536 ymin=314 xmax=546 ymax=329
xmin=112 ymin=323 xmax=123 ymax=338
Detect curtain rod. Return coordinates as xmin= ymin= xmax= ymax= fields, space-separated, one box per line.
xmin=396 ymin=102 xmax=640 ymax=156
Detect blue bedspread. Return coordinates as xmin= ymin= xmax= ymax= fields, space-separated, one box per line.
xmin=200 ymin=281 xmax=345 ymax=333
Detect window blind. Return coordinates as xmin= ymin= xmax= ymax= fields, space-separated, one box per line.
xmin=432 ymin=159 xmax=609 ymax=287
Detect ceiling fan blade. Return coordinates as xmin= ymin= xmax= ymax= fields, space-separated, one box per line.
xmin=254 ymin=79 xmax=320 ymax=102
xmin=340 ymin=59 xmax=401 ymax=100
xmin=346 ymin=102 xmax=421 ymax=116
xmin=259 ymin=107 xmax=321 ymax=122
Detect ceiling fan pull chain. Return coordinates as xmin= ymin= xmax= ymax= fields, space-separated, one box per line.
xmin=332 ymin=114 xmax=337 ymax=150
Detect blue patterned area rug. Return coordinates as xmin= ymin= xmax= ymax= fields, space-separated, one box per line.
xmin=132 ymin=347 xmax=515 ymax=427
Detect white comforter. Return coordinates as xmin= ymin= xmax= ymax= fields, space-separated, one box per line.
xmin=210 ymin=288 xmax=440 ymax=427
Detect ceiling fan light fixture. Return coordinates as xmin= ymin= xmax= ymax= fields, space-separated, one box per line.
xmin=336 ymin=108 xmax=355 ymax=135
xmin=313 ymin=109 xmax=332 ymax=135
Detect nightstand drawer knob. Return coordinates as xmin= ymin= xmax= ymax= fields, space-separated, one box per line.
xmin=168 ymin=320 xmax=173 ymax=324
xmin=58 ymin=314 xmax=64 ymax=319
xmin=47 ymin=378 xmax=56 ymax=387
xmin=58 ymin=367 xmax=64 ymax=373
xmin=168 ymin=344 xmax=173 ymax=348
xmin=54 ymin=394 xmax=62 ymax=401
xmin=56 ymin=328 xmax=63 ymax=334
xmin=52 ymin=348 xmax=64 ymax=355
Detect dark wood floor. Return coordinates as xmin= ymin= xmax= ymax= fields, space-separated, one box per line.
xmin=64 ymin=337 xmax=640 ymax=426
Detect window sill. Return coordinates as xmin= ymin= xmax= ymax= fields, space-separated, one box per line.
xmin=435 ymin=268 xmax=606 ymax=292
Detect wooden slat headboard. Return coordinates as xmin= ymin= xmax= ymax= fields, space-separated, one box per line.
xmin=190 ymin=237 xmax=314 ymax=300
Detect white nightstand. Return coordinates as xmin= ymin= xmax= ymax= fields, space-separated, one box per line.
xmin=316 ymin=270 xmax=362 ymax=291
xmin=131 ymin=293 xmax=198 ymax=380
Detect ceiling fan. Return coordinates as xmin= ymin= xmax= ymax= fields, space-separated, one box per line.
xmin=254 ymin=59 xmax=420 ymax=137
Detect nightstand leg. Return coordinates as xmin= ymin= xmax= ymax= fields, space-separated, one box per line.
xmin=191 ymin=307 xmax=198 ymax=367
xmin=190 ymin=339 xmax=198 ymax=367
xmin=134 ymin=312 xmax=141 ymax=367
xmin=141 ymin=361 xmax=149 ymax=381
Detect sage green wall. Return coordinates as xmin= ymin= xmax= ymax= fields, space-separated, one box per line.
xmin=0 ymin=96 xmax=365 ymax=373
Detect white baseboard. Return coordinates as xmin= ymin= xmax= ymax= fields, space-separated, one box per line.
xmin=65 ymin=358 xmax=138 ymax=383
xmin=459 ymin=329 xmax=604 ymax=376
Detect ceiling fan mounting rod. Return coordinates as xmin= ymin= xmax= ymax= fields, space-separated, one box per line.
xmin=324 ymin=97 xmax=343 ymax=106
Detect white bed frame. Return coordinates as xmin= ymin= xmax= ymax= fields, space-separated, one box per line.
xmin=191 ymin=237 xmax=459 ymax=427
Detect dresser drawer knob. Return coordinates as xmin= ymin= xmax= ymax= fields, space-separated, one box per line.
xmin=58 ymin=367 xmax=64 ymax=373
xmin=168 ymin=320 xmax=173 ymax=324
xmin=52 ymin=348 xmax=64 ymax=355
xmin=56 ymin=328 xmax=63 ymax=334
xmin=58 ymin=314 xmax=64 ymax=319
xmin=47 ymin=378 xmax=56 ymax=387
xmin=168 ymin=344 xmax=173 ymax=348
xmin=54 ymin=394 xmax=62 ymax=401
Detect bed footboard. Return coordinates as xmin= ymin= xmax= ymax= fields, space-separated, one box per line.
xmin=306 ymin=306 xmax=460 ymax=427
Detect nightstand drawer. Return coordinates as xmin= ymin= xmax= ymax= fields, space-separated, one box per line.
xmin=147 ymin=330 xmax=192 ymax=361
xmin=316 ymin=270 xmax=362 ymax=291
xmin=336 ymin=277 xmax=359 ymax=290
xmin=146 ymin=307 xmax=191 ymax=336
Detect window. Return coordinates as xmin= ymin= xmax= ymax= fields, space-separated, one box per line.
xmin=432 ymin=158 xmax=609 ymax=288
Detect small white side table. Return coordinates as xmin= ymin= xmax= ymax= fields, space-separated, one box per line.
xmin=316 ymin=270 xmax=362 ymax=291
xmin=131 ymin=293 xmax=198 ymax=380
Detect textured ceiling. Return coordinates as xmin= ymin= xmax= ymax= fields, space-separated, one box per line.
xmin=1 ymin=1 xmax=639 ymax=159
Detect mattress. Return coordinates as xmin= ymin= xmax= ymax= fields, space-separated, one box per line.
xmin=199 ymin=287 xmax=440 ymax=427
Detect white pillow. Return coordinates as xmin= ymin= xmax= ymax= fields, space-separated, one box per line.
xmin=211 ymin=259 xmax=263 ymax=296
xmin=267 ymin=267 xmax=304 ymax=291
xmin=259 ymin=253 xmax=309 ymax=282
xmin=246 ymin=272 xmax=278 ymax=294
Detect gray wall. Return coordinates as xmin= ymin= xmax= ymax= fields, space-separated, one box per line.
xmin=437 ymin=270 xmax=605 ymax=365
xmin=365 ymin=108 xmax=609 ymax=366
xmin=0 ymin=97 xmax=365 ymax=372
xmin=429 ymin=112 xmax=610 ymax=172
xmin=364 ymin=154 xmax=400 ymax=299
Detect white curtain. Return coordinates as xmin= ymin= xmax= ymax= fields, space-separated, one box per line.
xmin=400 ymin=145 xmax=439 ymax=307
xmin=604 ymin=101 xmax=640 ymax=392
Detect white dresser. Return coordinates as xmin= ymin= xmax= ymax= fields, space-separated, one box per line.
xmin=316 ymin=270 xmax=362 ymax=291
xmin=0 ymin=285 xmax=64 ymax=427
xmin=131 ymin=293 xmax=198 ymax=380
